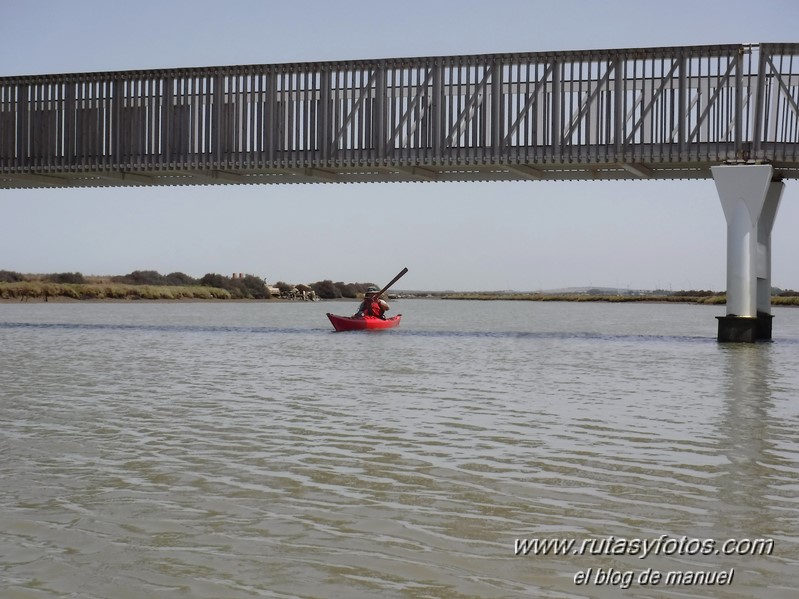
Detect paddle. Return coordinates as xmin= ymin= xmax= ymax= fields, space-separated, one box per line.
xmin=374 ymin=267 xmax=408 ymax=299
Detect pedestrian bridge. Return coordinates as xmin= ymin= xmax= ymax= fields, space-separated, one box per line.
xmin=1 ymin=42 xmax=797 ymax=188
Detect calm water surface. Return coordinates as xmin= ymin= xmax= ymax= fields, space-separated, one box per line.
xmin=1 ymin=300 xmax=798 ymax=598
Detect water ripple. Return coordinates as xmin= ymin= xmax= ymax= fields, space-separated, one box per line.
xmin=1 ymin=301 xmax=798 ymax=598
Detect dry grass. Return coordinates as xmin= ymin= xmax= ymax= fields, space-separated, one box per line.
xmin=439 ymin=292 xmax=730 ymax=304
xmin=772 ymin=296 xmax=799 ymax=306
xmin=439 ymin=292 xmax=799 ymax=306
xmin=0 ymin=282 xmax=232 ymax=301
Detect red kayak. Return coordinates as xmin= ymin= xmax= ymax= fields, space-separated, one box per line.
xmin=327 ymin=313 xmax=402 ymax=332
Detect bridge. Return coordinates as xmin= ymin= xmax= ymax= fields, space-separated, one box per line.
xmin=2 ymin=42 xmax=798 ymax=341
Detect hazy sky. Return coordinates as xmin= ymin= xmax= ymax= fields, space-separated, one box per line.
xmin=2 ymin=0 xmax=797 ymax=291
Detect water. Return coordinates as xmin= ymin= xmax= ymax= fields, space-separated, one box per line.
xmin=1 ymin=299 xmax=798 ymax=598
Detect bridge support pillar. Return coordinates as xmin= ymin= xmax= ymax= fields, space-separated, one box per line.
xmin=712 ymin=165 xmax=783 ymax=342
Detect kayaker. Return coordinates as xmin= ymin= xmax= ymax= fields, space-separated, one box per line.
xmin=355 ymin=286 xmax=390 ymax=319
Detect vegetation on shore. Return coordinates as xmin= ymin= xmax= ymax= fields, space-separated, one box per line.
xmin=0 ymin=270 xmax=378 ymax=301
xmin=3 ymin=270 xmax=799 ymax=305
xmin=433 ymin=289 xmax=799 ymax=306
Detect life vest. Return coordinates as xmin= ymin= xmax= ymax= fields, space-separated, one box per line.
xmin=367 ymin=299 xmax=384 ymax=317
xmin=358 ymin=297 xmax=385 ymax=318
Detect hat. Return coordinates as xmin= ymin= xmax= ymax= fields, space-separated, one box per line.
xmin=366 ymin=286 xmax=380 ymax=293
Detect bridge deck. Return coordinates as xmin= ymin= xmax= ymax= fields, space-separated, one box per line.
xmin=1 ymin=43 xmax=798 ymax=189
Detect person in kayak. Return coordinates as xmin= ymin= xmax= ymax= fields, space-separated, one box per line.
xmin=355 ymin=286 xmax=390 ymax=319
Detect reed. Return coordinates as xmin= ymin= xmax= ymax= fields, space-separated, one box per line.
xmin=0 ymin=282 xmax=232 ymax=301
xmin=439 ymin=292 xmax=730 ymax=304
xmin=772 ymin=296 xmax=799 ymax=306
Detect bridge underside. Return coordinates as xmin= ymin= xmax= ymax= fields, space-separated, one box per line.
xmin=2 ymin=156 xmax=797 ymax=189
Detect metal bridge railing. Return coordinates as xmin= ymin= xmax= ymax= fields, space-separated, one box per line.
xmin=1 ymin=43 xmax=797 ymax=187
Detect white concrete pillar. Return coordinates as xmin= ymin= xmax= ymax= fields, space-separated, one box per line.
xmin=711 ymin=164 xmax=783 ymax=341
xmin=757 ymin=181 xmax=784 ymax=314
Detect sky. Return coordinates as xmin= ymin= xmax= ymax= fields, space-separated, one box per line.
xmin=1 ymin=0 xmax=798 ymax=292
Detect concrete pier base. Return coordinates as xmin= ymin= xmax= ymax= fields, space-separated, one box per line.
xmin=712 ymin=164 xmax=783 ymax=343
xmin=717 ymin=313 xmax=773 ymax=343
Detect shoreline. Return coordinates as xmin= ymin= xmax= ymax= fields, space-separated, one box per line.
xmin=0 ymin=294 xmax=743 ymax=306
xmin=3 ymin=288 xmax=799 ymax=307
xmin=0 ymin=295 xmax=356 ymax=304
xmin=3 ymin=297 xmax=799 ymax=306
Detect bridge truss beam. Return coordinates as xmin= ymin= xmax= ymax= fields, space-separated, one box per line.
xmin=1 ymin=43 xmax=798 ymax=189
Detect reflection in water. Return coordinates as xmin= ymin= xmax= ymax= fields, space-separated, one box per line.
xmin=719 ymin=344 xmax=774 ymax=528
xmin=713 ymin=344 xmax=799 ymax=593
